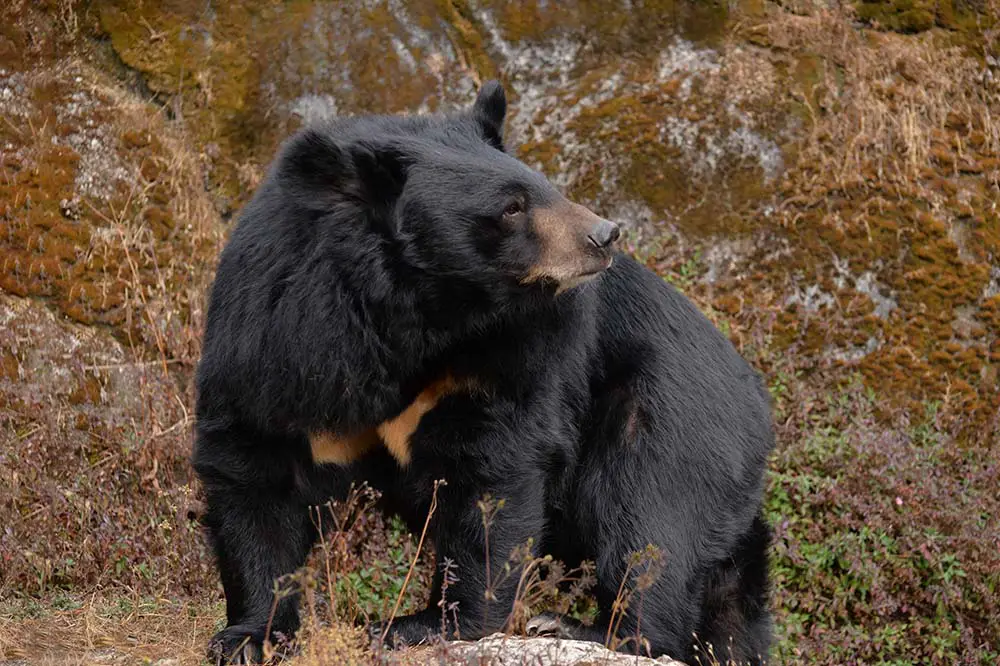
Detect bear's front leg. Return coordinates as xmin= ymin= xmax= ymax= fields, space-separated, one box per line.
xmin=194 ymin=428 xmax=323 ymax=664
xmin=369 ymin=421 xmax=548 ymax=649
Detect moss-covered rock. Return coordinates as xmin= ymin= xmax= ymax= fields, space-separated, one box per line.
xmin=0 ymin=60 xmax=222 ymax=360
xmin=87 ymin=0 xmax=764 ymax=211
xmin=8 ymin=0 xmax=995 ymax=444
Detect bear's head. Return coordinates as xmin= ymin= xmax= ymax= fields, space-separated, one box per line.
xmin=276 ymin=80 xmax=619 ymax=311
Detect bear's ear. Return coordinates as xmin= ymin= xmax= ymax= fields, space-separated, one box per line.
xmin=348 ymin=140 xmax=410 ymax=204
xmin=277 ymin=128 xmax=410 ymax=210
xmin=277 ymin=128 xmax=348 ymax=210
xmin=472 ymin=79 xmax=507 ymax=150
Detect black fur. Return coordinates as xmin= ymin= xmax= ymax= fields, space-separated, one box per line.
xmin=193 ymin=81 xmax=775 ymax=664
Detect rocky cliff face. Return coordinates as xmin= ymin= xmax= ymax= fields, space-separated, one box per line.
xmin=12 ymin=0 xmax=998 ymax=432
xmin=1 ymin=2 xmax=998 ymax=664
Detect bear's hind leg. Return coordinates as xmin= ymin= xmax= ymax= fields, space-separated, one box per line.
xmin=695 ymin=513 xmax=773 ymax=666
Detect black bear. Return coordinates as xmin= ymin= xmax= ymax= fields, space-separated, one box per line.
xmin=193 ymin=80 xmax=775 ymax=665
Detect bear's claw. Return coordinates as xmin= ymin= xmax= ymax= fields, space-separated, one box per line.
xmin=526 ymin=611 xmax=573 ymax=639
xmin=207 ymin=626 xmax=264 ymax=665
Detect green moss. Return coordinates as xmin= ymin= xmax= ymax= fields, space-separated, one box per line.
xmin=713 ymin=6 xmax=1000 ymax=440
xmin=853 ymin=0 xmax=993 ymax=35
xmin=855 ymin=0 xmax=937 ymax=33
xmin=563 ymin=85 xmax=775 ymax=235
xmin=433 ymin=0 xmax=498 ymax=82
xmin=477 ymin=0 xmax=742 ymax=49
xmin=94 ymin=0 xmax=266 ymax=206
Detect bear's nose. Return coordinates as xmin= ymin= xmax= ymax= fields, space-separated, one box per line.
xmin=588 ymin=220 xmax=621 ymax=249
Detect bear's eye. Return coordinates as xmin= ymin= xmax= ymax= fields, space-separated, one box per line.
xmin=503 ymin=200 xmax=525 ymax=218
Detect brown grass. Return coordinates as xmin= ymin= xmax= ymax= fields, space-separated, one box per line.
xmin=0 ymin=595 xmax=220 ymax=665
xmin=752 ymin=6 xmax=997 ymax=191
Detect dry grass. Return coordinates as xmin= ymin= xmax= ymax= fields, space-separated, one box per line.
xmin=752 ymin=6 xmax=998 ymax=193
xmin=0 ymin=595 xmax=220 ymax=665
xmin=78 ymin=66 xmax=222 ymax=367
xmin=251 ymin=486 xmax=614 ymax=665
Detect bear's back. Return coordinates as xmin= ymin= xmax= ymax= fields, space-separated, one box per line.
xmin=590 ymin=253 xmax=773 ymax=450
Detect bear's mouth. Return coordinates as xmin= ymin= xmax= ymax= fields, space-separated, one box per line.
xmin=581 ymin=254 xmax=614 ymax=278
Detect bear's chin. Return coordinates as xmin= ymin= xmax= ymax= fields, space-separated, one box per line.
xmin=554 ymin=261 xmax=612 ymax=295
xmin=553 ymin=273 xmax=598 ymax=295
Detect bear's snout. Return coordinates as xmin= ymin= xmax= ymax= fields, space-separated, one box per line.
xmin=522 ymin=198 xmax=619 ymax=291
xmin=588 ymin=219 xmax=621 ymax=250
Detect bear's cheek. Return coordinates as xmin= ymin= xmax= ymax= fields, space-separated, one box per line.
xmin=475 ymin=233 xmax=537 ymax=280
